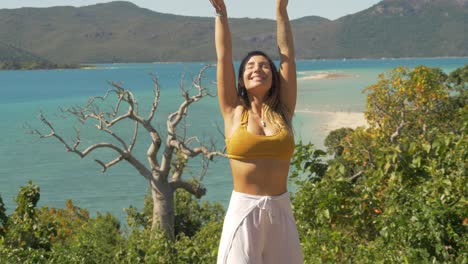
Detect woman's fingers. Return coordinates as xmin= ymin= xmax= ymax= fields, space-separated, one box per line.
xmin=209 ymin=0 xmax=225 ymax=11
xmin=209 ymin=0 xmax=216 ymax=9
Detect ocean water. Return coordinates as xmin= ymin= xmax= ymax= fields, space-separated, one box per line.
xmin=1 ymin=57 xmax=466 ymax=223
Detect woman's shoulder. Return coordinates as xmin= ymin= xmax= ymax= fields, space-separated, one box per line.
xmin=223 ymin=104 xmax=244 ymax=120
xmin=228 ymin=105 xmax=246 ymax=123
xmin=234 ymin=105 xmax=247 ymax=114
xmin=224 ymin=105 xmax=248 ymax=138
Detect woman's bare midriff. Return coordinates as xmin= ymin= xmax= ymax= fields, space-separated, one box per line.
xmin=229 ymin=158 xmax=290 ymax=196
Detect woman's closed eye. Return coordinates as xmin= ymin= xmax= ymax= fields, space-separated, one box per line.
xmin=246 ymin=63 xmax=255 ymax=70
xmin=247 ymin=63 xmax=269 ymax=71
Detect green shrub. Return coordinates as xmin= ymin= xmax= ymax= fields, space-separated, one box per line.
xmin=292 ymin=65 xmax=467 ymax=263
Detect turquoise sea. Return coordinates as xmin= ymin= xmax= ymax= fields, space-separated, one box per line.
xmin=1 ymin=57 xmax=466 ymax=223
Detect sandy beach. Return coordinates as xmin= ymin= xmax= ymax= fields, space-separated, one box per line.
xmin=293 ymin=110 xmax=368 ymax=147
xmin=297 ymin=71 xmax=355 ymax=80
xmin=321 ymin=111 xmax=368 ymax=132
xmin=296 ymin=110 xmax=368 ymax=134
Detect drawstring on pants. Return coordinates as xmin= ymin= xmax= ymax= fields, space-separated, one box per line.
xmin=257 ymin=196 xmax=274 ymax=224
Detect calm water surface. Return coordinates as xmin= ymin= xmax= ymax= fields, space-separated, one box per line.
xmin=0 ymin=57 xmax=466 ymax=223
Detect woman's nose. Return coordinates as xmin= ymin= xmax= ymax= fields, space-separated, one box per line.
xmin=253 ymin=64 xmax=262 ymax=72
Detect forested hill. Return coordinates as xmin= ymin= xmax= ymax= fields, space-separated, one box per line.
xmin=0 ymin=41 xmax=49 ymax=62
xmin=0 ymin=0 xmax=466 ymax=63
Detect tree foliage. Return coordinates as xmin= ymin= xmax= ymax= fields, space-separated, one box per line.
xmin=290 ymin=140 xmax=328 ymax=182
xmin=0 ymin=60 xmax=87 ymax=70
xmin=324 ymin=127 xmax=354 ymax=157
xmin=0 ymin=195 xmax=7 ymax=237
xmin=0 ymin=183 xmax=224 ymax=263
xmin=293 ymin=65 xmax=467 ymax=263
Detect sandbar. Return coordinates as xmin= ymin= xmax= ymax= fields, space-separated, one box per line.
xmin=298 ymin=72 xmax=354 ymax=80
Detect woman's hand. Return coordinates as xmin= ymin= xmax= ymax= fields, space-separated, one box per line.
xmin=277 ymin=0 xmax=289 ymax=10
xmin=209 ymin=0 xmax=227 ymax=14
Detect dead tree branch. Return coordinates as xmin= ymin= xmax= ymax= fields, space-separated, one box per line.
xmin=29 ymin=65 xmax=225 ymax=238
xmin=349 ymin=171 xmax=364 ymax=183
xmin=390 ymin=111 xmax=405 ymax=144
xmin=160 ymin=65 xmax=225 ymax=179
xmin=169 ymin=180 xmax=206 ymax=198
xmin=30 ymin=111 xmax=152 ymax=178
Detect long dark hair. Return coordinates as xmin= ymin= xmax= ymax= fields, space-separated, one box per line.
xmin=237 ymin=50 xmax=291 ymax=127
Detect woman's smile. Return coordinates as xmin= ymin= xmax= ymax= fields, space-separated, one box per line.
xmin=243 ymin=55 xmax=272 ymax=90
xmin=250 ymin=75 xmax=266 ymax=81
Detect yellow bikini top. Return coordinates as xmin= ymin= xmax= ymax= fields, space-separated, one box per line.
xmin=225 ymin=110 xmax=295 ymax=161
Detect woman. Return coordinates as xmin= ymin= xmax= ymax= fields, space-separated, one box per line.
xmin=209 ymin=0 xmax=303 ymax=263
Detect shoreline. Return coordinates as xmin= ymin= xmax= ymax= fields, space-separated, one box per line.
xmin=296 ymin=110 xmax=368 ymax=133
xmin=0 ymin=61 xmax=96 ymax=71
xmin=321 ymin=111 xmax=368 ymax=133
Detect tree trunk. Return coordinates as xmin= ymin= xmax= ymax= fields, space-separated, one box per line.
xmin=150 ymin=180 xmax=175 ymax=240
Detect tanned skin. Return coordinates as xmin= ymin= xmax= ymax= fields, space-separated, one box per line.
xmin=210 ymin=0 xmax=296 ymax=196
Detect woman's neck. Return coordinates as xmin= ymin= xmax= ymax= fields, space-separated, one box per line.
xmin=248 ymin=96 xmax=264 ymax=116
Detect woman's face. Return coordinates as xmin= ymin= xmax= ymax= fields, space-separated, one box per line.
xmin=242 ymin=55 xmax=273 ymax=93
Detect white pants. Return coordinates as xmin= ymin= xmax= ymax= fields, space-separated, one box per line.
xmin=217 ymin=191 xmax=303 ymax=264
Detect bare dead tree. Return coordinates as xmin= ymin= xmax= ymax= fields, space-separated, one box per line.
xmin=28 ymin=65 xmax=226 ymax=240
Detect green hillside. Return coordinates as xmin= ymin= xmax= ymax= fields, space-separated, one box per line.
xmin=334 ymin=0 xmax=468 ymax=58
xmin=0 ymin=0 xmax=466 ymax=63
xmin=0 ymin=41 xmax=48 ymax=62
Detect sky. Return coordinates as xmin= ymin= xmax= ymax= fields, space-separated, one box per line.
xmin=0 ymin=0 xmax=382 ymax=20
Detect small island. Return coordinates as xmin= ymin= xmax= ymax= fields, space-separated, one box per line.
xmin=0 ymin=61 xmax=95 ymax=70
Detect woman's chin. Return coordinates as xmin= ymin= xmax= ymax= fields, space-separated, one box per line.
xmin=246 ymin=82 xmax=271 ymax=90
xmin=245 ymin=86 xmax=271 ymax=96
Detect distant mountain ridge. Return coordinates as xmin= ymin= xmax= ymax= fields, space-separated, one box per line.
xmin=0 ymin=0 xmax=466 ymax=63
xmin=331 ymin=0 xmax=468 ymax=58
xmin=370 ymin=0 xmax=467 ymax=15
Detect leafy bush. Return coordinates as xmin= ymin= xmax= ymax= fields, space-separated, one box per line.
xmin=120 ymin=189 xmax=224 ymax=263
xmin=292 ymin=65 xmax=467 ymax=263
xmin=0 ymin=183 xmax=224 ymax=263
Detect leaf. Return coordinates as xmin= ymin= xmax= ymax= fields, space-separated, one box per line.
xmin=314 ymin=149 xmax=327 ymax=157
xmin=423 ymin=143 xmax=431 ymax=153
xmin=338 ymin=165 xmax=345 ymax=175
xmin=323 ymin=209 xmax=330 ymax=220
xmin=384 ymin=162 xmax=391 ymax=173
xmin=412 ymin=156 xmax=421 ymax=168
xmin=409 ymin=142 xmax=417 ymax=154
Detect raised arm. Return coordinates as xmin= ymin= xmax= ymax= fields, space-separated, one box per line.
xmin=209 ymin=0 xmax=239 ymax=118
xmin=277 ymin=0 xmax=297 ymax=119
